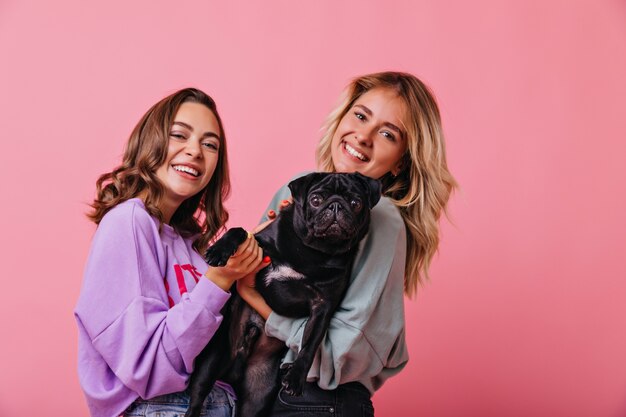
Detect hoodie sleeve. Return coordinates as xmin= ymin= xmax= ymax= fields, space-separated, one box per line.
xmin=262 ymin=187 xmax=410 ymax=392
xmin=75 ymin=202 xmax=230 ymax=399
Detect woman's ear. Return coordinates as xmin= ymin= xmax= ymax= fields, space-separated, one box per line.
xmin=392 ymin=153 xmax=410 ymax=177
xmin=391 ymin=161 xmax=403 ymax=177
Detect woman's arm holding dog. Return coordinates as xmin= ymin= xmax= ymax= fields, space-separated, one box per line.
xmin=75 ymin=203 xmax=263 ymax=400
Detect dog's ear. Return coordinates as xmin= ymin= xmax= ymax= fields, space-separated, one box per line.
xmin=288 ymin=172 xmax=327 ymax=205
xmin=354 ymin=172 xmax=382 ymax=208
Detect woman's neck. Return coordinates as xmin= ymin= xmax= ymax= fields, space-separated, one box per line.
xmin=137 ymin=190 xmax=180 ymax=225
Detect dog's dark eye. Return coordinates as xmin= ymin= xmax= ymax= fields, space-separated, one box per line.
xmin=350 ymin=199 xmax=362 ymax=212
xmin=309 ymin=194 xmax=324 ymax=208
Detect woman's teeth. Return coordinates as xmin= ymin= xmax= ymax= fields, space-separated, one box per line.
xmin=345 ymin=143 xmax=367 ymax=161
xmin=173 ymin=165 xmax=199 ymax=177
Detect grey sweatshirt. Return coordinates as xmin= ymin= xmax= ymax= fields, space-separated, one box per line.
xmin=261 ymin=179 xmax=409 ymax=394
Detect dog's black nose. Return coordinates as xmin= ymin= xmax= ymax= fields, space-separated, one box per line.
xmin=328 ymin=202 xmax=342 ymax=214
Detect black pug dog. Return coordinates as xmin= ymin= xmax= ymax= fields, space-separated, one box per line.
xmin=185 ymin=172 xmax=381 ymax=417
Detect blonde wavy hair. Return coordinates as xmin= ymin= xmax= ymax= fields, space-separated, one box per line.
xmin=88 ymin=88 xmax=230 ymax=252
xmin=316 ymin=72 xmax=457 ymax=297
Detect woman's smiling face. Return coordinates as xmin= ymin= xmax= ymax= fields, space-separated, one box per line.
xmin=155 ymin=101 xmax=221 ymax=216
xmin=330 ymin=87 xmax=408 ymax=179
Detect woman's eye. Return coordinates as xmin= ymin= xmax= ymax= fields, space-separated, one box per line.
xmin=381 ymin=131 xmax=396 ymax=142
xmin=202 ymin=142 xmax=219 ymax=150
xmin=169 ymin=132 xmax=186 ymax=140
xmin=354 ymin=112 xmax=366 ymax=121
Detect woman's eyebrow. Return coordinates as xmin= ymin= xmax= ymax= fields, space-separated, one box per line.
xmin=383 ymin=122 xmax=402 ymax=134
xmin=202 ymin=132 xmax=221 ymax=141
xmin=354 ymin=104 xmax=372 ymax=116
xmin=173 ymin=121 xmax=193 ymax=130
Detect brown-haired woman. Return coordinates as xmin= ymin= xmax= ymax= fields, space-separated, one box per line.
xmin=75 ymin=88 xmax=269 ymax=417
xmin=238 ymin=72 xmax=457 ymax=416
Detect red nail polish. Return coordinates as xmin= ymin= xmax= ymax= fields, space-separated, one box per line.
xmin=268 ymin=210 xmax=275 ymax=216
xmin=263 ymin=256 xmax=271 ymax=263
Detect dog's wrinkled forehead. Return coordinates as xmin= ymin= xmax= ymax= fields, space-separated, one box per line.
xmin=288 ymin=172 xmax=381 ymax=208
xmin=307 ymin=175 xmax=353 ymax=196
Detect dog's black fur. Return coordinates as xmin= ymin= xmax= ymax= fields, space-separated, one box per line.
xmin=184 ymin=172 xmax=381 ymax=417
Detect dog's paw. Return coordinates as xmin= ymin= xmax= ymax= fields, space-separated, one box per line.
xmin=204 ymin=227 xmax=249 ymax=266
xmin=281 ymin=362 xmax=305 ymax=396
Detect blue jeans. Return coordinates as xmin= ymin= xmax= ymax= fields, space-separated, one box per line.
xmin=269 ymin=381 xmax=374 ymax=417
xmin=123 ymin=384 xmax=236 ymax=417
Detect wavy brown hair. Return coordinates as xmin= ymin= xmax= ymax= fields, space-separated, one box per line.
xmin=88 ymin=88 xmax=230 ymax=252
xmin=316 ymin=72 xmax=457 ymax=297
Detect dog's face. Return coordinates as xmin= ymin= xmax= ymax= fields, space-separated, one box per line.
xmin=287 ymin=172 xmax=381 ymax=254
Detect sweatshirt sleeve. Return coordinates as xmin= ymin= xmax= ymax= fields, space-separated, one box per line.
xmin=264 ymin=195 xmax=409 ymax=392
xmin=74 ymin=203 xmax=230 ymax=399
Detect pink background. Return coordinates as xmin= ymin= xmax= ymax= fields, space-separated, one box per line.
xmin=1 ymin=1 xmax=625 ymax=416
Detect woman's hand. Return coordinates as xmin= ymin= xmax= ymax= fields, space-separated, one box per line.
xmin=267 ymin=198 xmax=293 ymax=220
xmin=252 ymin=196 xmax=293 ymax=235
xmin=219 ymin=199 xmax=292 ymax=312
xmin=236 ymin=244 xmax=272 ymax=320
xmin=205 ymin=232 xmax=268 ymax=291
xmin=234 ymin=205 xmax=294 ymax=320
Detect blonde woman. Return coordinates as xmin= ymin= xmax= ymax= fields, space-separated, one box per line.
xmin=238 ymin=72 xmax=457 ymax=416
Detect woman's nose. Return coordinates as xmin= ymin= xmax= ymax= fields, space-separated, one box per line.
xmin=185 ymin=139 xmax=203 ymax=158
xmin=355 ymin=131 xmax=372 ymax=147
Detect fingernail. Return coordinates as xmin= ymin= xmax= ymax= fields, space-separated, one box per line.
xmin=268 ymin=210 xmax=275 ymax=217
xmin=281 ymin=200 xmax=289 ymax=205
xmin=263 ymin=256 xmax=271 ymax=263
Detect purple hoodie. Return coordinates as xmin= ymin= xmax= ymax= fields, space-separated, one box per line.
xmin=75 ymin=198 xmax=230 ymax=417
